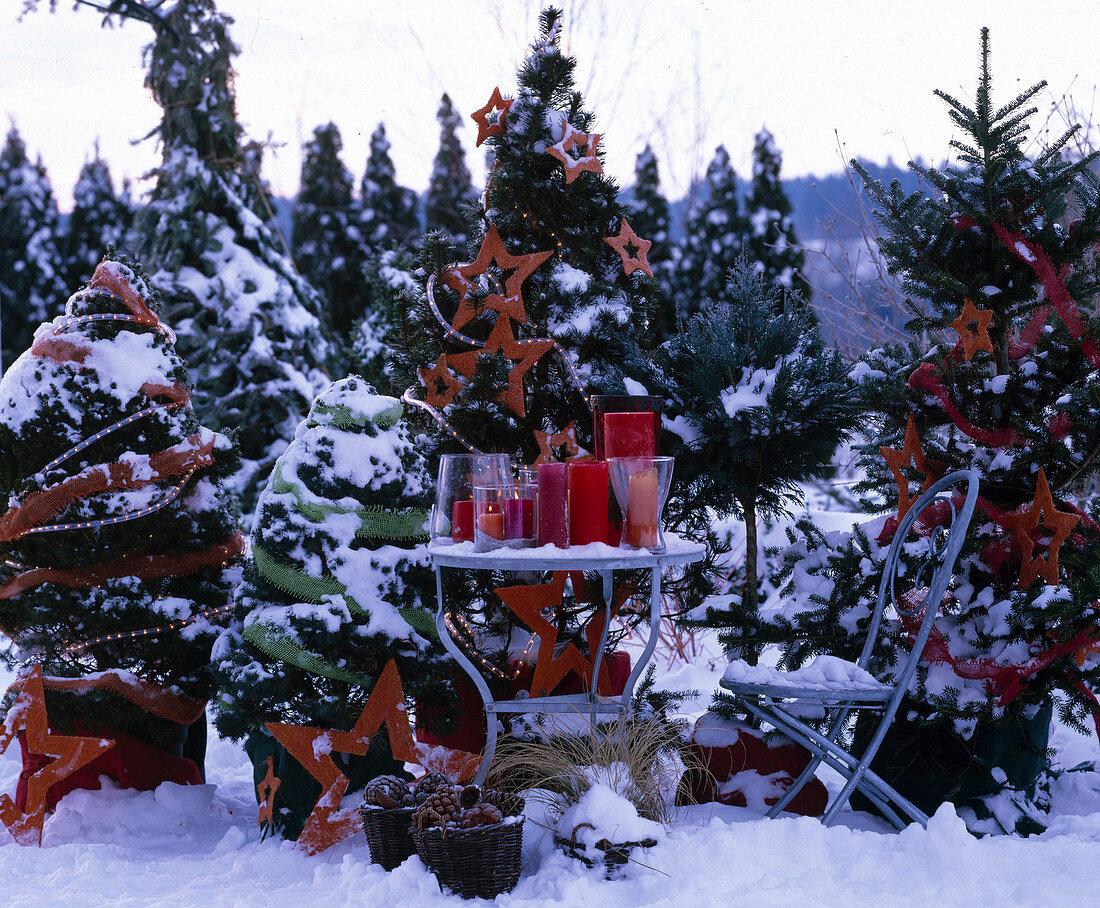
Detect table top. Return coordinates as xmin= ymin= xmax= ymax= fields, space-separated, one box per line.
xmin=428 ymin=533 xmax=706 ymax=570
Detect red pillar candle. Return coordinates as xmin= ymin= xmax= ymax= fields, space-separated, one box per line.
xmin=504 ymin=497 xmax=535 ymax=540
xmin=603 ymin=411 xmax=657 ymax=459
xmin=568 ymin=461 xmax=609 ymax=547
xmin=451 ymin=499 xmax=474 ymax=543
xmin=537 ymin=462 xmax=568 ymax=548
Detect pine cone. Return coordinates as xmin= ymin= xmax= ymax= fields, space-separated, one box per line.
xmin=459 ymin=784 xmax=481 ymax=809
xmin=363 ymin=774 xmax=413 ymax=809
xmin=413 ymin=788 xmax=462 ymax=831
xmin=412 ymin=771 xmax=454 ymax=805
xmin=480 ymin=789 xmax=525 ymax=818
xmin=460 ymin=803 xmax=503 ymax=829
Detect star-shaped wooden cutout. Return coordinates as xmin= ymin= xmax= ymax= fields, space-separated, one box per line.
xmin=879 ymin=414 xmax=947 ymax=520
xmin=951 ymin=298 xmax=994 ymax=361
xmin=266 ymin=659 xmax=418 ymax=855
xmin=0 ymin=665 xmax=115 ymax=846
xmin=604 ymin=218 xmax=653 ymax=277
xmin=471 ymin=87 xmax=514 ymax=147
xmin=535 ymin=422 xmax=581 ymax=464
xmin=496 ymin=572 xmax=619 ymax=697
xmin=418 ymin=354 xmax=464 ymax=409
xmin=1003 ymin=467 xmax=1080 ymax=588
xmin=547 ymin=121 xmax=604 ymax=184
xmin=448 ymin=315 xmax=554 ymax=417
xmin=256 ymin=755 xmax=281 ymax=835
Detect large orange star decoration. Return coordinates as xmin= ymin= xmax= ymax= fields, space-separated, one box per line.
xmin=447 ymin=315 xmax=554 ymax=417
xmin=0 ymin=665 xmax=115 ymax=846
xmin=951 ymin=298 xmax=994 ymax=361
xmin=471 ymin=87 xmax=514 ymax=147
xmin=496 ymin=572 xmax=622 ymax=697
xmin=443 ymin=225 xmax=551 ymax=331
xmin=266 ymin=659 xmax=418 ymax=855
xmin=547 ymin=121 xmax=603 ymax=184
xmin=534 ymin=422 xmax=581 ymax=464
xmin=419 ymin=354 xmax=463 ymax=409
xmin=879 ymin=414 xmax=947 ymax=519
xmin=604 ymin=218 xmax=653 ymax=277
xmin=256 ymin=755 xmax=281 ymax=836
xmin=1003 ymin=467 xmax=1080 ymax=588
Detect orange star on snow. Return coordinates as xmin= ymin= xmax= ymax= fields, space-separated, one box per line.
xmin=419 ymin=354 xmax=463 ymax=409
xmin=951 ymin=298 xmax=994 ymax=361
xmin=604 ymin=218 xmax=653 ymax=277
xmin=1003 ymin=467 xmax=1080 ymax=588
xmin=471 ymin=87 xmax=514 ymax=147
xmin=547 ymin=121 xmax=603 ymax=184
xmin=534 ymin=422 xmax=581 ymax=464
xmin=879 ymin=414 xmax=947 ymax=520
xmin=0 ymin=664 xmax=115 ymax=846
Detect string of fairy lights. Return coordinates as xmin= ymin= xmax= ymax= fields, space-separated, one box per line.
xmin=445 ymin=610 xmax=537 ymax=681
xmin=61 ymin=601 xmax=237 ymax=657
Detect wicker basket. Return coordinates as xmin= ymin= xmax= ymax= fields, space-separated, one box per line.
xmin=555 ymin=832 xmax=659 ymax=879
xmin=411 ymin=818 xmax=524 ymax=899
xmin=359 ymin=806 xmax=417 ymax=870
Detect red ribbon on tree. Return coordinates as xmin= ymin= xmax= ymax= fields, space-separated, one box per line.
xmin=908 ymin=362 xmax=1020 ymax=446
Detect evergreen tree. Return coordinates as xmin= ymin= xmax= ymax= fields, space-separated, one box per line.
xmin=291 ymin=122 xmax=368 ymax=342
xmin=63 ymin=143 xmax=133 ymax=288
xmin=745 ymin=127 xmax=811 ymax=303
xmin=755 ymin=30 xmax=1100 ymax=831
xmin=425 ymin=93 xmax=476 ymax=249
xmin=348 ymin=247 xmax=419 ymax=395
xmin=627 ymin=143 xmax=675 ymax=338
xmin=360 ymin=123 xmax=420 ymax=252
xmin=0 ymin=124 xmax=67 ymax=369
xmin=0 ymin=255 xmax=242 ymax=755
xmin=674 ymin=145 xmax=749 ymax=318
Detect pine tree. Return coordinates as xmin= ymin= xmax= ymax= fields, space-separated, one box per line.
xmin=0 ymin=255 xmax=242 ymax=755
xmin=291 ymin=122 xmax=368 ymax=343
xmin=627 ymin=143 xmax=675 ymax=338
xmin=348 ymin=248 xmax=419 ymax=395
xmin=425 ymin=93 xmax=476 ymax=249
xmin=674 ymin=145 xmax=749 ymax=318
xmin=756 ymin=30 xmax=1100 ymax=831
xmin=63 ymin=143 xmax=133 ymax=288
xmin=745 ymin=127 xmax=811 ymax=303
xmin=0 ymin=124 xmax=67 ymax=369
xmin=360 ymin=123 xmax=420 ymax=253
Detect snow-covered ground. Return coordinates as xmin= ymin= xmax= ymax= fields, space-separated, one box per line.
xmin=3 ymin=495 xmax=1100 ymax=906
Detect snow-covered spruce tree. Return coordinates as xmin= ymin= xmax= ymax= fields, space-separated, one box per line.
xmin=348 ymin=248 xmax=419 ymax=395
xmin=212 ymin=376 xmax=443 ymax=840
xmin=425 ymin=93 xmax=477 ymax=250
xmin=627 ymin=143 xmax=675 ymax=340
xmin=673 ymin=145 xmax=750 ymax=318
xmin=360 ymin=123 xmax=420 ymax=253
xmin=291 ymin=122 xmax=368 ymax=345
xmin=0 ymin=124 xmax=67 ymax=369
xmin=745 ymin=127 xmax=811 ymax=304
xmin=758 ymin=30 xmax=1100 ymax=832
xmin=63 ymin=144 xmax=134 ymax=288
xmin=0 ymin=255 xmax=242 ymax=760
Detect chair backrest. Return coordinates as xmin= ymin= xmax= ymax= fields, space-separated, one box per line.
xmin=857 ymin=470 xmax=980 ymax=696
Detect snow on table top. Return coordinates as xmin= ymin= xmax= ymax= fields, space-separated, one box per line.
xmin=722 ymin=654 xmax=886 ymax=691
xmin=428 ymin=533 xmax=705 ymax=569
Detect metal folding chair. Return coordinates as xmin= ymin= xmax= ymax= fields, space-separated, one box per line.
xmin=719 ymin=469 xmax=980 ymax=829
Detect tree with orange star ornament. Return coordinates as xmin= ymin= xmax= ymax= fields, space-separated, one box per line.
xmin=752 ymin=30 xmax=1100 ymax=834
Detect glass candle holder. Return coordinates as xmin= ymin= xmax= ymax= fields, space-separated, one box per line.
xmin=608 ymin=456 xmax=674 ymax=553
xmin=504 ymin=478 xmax=537 ymax=546
xmin=431 ymin=453 xmax=512 ymax=544
xmin=591 ymin=394 xmax=662 ymax=460
xmin=474 ymin=483 xmax=510 ymax=552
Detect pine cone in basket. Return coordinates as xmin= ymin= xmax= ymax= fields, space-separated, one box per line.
xmin=460 ymin=803 xmax=503 ymax=829
xmin=412 ymin=771 xmax=454 ymax=805
xmin=480 ymin=789 xmax=525 ymax=817
xmin=363 ymin=774 xmax=413 ymax=809
xmin=413 ymin=788 xmax=462 ymax=831
xmin=459 ymin=784 xmax=481 ymax=809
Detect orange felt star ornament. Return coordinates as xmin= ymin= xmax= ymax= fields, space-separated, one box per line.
xmin=1003 ymin=467 xmax=1080 ymax=588
xmin=534 ymin=422 xmax=581 ymax=464
xmin=951 ymin=298 xmax=994 ymax=361
xmin=0 ymin=664 xmax=115 ymax=846
xmin=266 ymin=659 xmax=418 ymax=855
xmin=604 ymin=218 xmax=653 ymax=277
xmin=449 ymin=315 xmax=554 ymax=417
xmin=256 ymin=755 xmax=281 ymax=834
xmin=419 ymin=354 xmax=464 ymax=409
xmin=879 ymin=414 xmax=947 ymax=520
xmin=547 ymin=121 xmax=603 ymax=184
xmin=472 ymin=87 xmax=514 ymax=147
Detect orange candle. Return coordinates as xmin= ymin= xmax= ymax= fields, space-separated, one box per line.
xmin=477 ymin=512 xmax=504 ymax=540
xmin=626 ymin=467 xmax=660 ymax=548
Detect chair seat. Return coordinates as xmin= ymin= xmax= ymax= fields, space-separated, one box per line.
xmin=720 ymin=655 xmax=892 ymax=704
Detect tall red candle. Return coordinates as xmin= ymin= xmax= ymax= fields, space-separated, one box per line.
xmin=603 ymin=411 xmax=657 ymax=459
xmin=504 ymin=497 xmax=535 ymax=539
xmin=568 ymin=461 xmax=609 ymax=546
xmin=451 ymin=499 xmax=474 ymax=543
xmin=537 ymin=463 xmax=568 ymax=547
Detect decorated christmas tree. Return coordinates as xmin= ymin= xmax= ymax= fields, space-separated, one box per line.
xmin=425 ymin=93 xmax=477 ymax=249
xmin=757 ymin=30 xmax=1100 ymax=832
xmin=63 ymin=144 xmax=134 ymax=289
xmin=360 ymin=123 xmax=420 ymax=253
xmin=627 ymin=143 xmax=675 ymax=339
xmin=212 ymin=376 xmax=444 ymax=841
xmin=0 ymin=255 xmax=243 ymax=772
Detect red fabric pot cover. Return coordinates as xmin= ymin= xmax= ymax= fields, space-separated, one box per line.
xmin=17 ymin=726 xmax=203 ymax=812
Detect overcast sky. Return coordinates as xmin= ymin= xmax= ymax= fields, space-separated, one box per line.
xmin=3 ymin=0 xmax=1098 ymax=211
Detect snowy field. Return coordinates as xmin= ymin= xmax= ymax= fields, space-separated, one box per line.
xmin=3 ymin=497 xmax=1100 ymax=906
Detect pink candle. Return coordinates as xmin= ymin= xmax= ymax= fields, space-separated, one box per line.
xmin=504 ymin=497 xmax=535 ymax=539
xmin=568 ymin=461 xmax=609 ymax=546
xmin=452 ymin=499 xmax=474 ymax=543
xmin=604 ymin=411 xmax=657 ymax=459
xmin=537 ymin=463 xmax=568 ymax=547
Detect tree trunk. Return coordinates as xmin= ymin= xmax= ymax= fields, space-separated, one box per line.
xmin=740 ymin=493 xmax=758 ymax=616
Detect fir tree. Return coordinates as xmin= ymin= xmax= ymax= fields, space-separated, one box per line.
xmin=348 ymin=247 xmax=419 ymax=395
xmin=425 ymin=93 xmax=476 ymax=249
xmin=745 ymin=127 xmax=811 ymax=304
xmin=0 ymin=124 xmax=67 ymax=369
xmin=627 ymin=143 xmax=675 ymax=338
xmin=360 ymin=123 xmax=420 ymax=252
xmin=63 ymin=143 xmax=133 ymax=288
xmin=0 ymin=255 xmax=242 ymax=755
